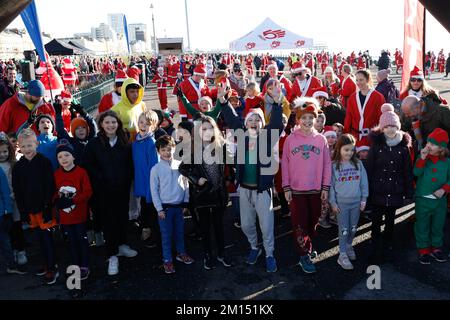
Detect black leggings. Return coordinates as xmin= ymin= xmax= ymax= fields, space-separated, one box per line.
xmin=9 ymin=221 xmax=26 ymax=251
xmin=36 ymin=228 xmax=56 ymax=271
xmin=371 ymin=205 xmax=397 ymax=249
xmin=139 ymin=198 xmax=161 ymax=245
xmin=86 ymin=195 xmax=102 ymax=233
xmin=196 ymin=207 xmax=225 ymax=257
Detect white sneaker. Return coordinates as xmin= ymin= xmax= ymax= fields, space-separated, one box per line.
xmin=337 ymin=253 xmax=354 ymax=270
xmin=108 ymin=256 xmax=119 ymax=276
xmin=17 ymin=251 xmax=28 ymax=265
xmin=95 ymin=232 xmax=105 ymax=247
xmin=346 ymin=246 xmax=356 ymax=261
xmin=117 ymin=244 xmax=138 ymax=258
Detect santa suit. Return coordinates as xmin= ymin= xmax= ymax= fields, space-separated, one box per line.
xmin=245 ymin=56 xmax=254 ymax=75
xmin=178 ymin=77 xmax=211 ymax=119
xmin=339 ymin=75 xmax=357 ymax=108
xmin=152 ymin=72 xmax=168 ymax=110
xmin=98 ymin=91 xmax=122 ymax=113
xmin=305 ymin=57 xmax=315 ymax=74
xmin=357 ymin=57 xmax=366 ymax=70
xmin=321 ymin=54 xmax=329 ymax=73
xmin=61 ymin=64 xmax=78 ymax=87
xmin=344 ymin=89 xmax=385 ymax=146
xmin=396 ymin=55 xmax=403 ymax=73
xmin=289 ymin=75 xmax=322 ymax=102
xmin=127 ymin=66 xmax=141 ymax=81
xmin=335 ymin=60 xmax=345 ymax=75
xmin=438 ymin=54 xmax=445 ymax=73
xmin=168 ymin=62 xmax=180 ymax=86
xmin=262 ymin=55 xmax=270 ymax=73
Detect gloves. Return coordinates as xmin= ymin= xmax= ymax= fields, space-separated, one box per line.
xmin=53 ymin=103 xmax=62 ymax=115
xmin=42 ymin=205 xmax=53 ymax=224
xmin=57 ymin=197 xmax=74 ymax=211
xmin=71 ymin=102 xmax=87 ymax=117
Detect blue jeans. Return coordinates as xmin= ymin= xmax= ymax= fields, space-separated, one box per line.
xmin=158 ymin=207 xmax=185 ymax=263
xmin=336 ymin=202 xmax=360 ymax=254
xmin=62 ymin=223 xmax=89 ymax=269
xmin=0 ymin=215 xmax=14 ymax=268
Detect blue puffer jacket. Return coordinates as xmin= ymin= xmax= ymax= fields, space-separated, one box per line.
xmin=0 ymin=168 xmax=12 ymax=217
xmin=132 ymin=133 xmax=159 ymax=203
xmin=37 ymin=133 xmax=58 ymax=170
xmin=221 ymin=99 xmax=283 ymax=193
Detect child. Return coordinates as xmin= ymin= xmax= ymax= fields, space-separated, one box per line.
xmin=282 ymin=97 xmax=331 ymax=274
xmin=12 ymin=129 xmax=58 ymax=284
xmin=413 ymin=128 xmax=450 ymax=264
xmin=82 ymin=111 xmax=137 ymax=276
xmin=0 ymin=165 xmax=26 ymax=275
xmin=132 ymin=110 xmax=161 ymax=249
xmin=332 ymin=123 xmax=344 ymax=139
xmin=329 ymin=134 xmax=369 ymax=270
xmin=221 ymin=82 xmax=284 ymax=273
xmin=318 ymin=126 xmax=338 ymax=228
xmin=314 ymin=112 xmax=326 ymax=133
xmin=179 ymin=116 xmax=233 ymax=270
xmin=243 ymin=82 xmax=264 ymax=117
xmin=0 ymin=133 xmax=27 ymax=266
xmin=152 ymin=66 xmax=168 ymax=110
xmin=367 ymin=104 xmax=414 ymax=264
xmin=54 ymin=140 xmax=92 ymax=280
xmin=178 ymin=91 xmax=223 ymax=122
xmin=150 ymin=135 xmax=194 ymax=274
xmin=7 ymin=133 xmax=21 ymax=160
xmin=35 ymin=114 xmax=59 ymax=170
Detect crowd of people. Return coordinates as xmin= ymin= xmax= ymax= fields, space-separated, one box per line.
xmin=0 ymin=47 xmax=449 ymax=288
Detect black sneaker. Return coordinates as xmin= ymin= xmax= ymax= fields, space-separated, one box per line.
xmin=217 ymin=255 xmax=233 ymax=267
xmin=430 ymin=250 xmax=448 ymax=263
xmin=6 ymin=264 xmax=27 ymax=275
xmin=203 ymin=255 xmax=214 ymax=270
xmin=418 ymin=254 xmax=432 ymax=265
xmin=45 ymin=270 xmax=59 ymax=285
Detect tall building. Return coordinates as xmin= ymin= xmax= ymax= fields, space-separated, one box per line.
xmin=90 ymin=23 xmax=116 ymax=41
xmin=107 ymin=13 xmax=125 ymax=36
xmin=128 ymin=23 xmax=147 ymax=43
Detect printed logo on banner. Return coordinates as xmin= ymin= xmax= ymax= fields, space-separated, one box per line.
xmin=246 ymin=42 xmax=256 ymax=50
xmin=271 ymin=41 xmax=281 ymax=48
xmin=296 ymin=40 xmax=306 ymax=47
xmin=258 ymin=29 xmax=286 ymax=41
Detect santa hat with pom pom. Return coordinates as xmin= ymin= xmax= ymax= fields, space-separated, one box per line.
xmin=379 ymin=103 xmax=400 ymax=129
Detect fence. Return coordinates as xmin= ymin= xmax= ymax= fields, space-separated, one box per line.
xmin=73 ymin=74 xmax=115 ymax=114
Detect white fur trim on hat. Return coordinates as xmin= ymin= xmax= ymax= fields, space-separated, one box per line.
xmin=356 ymin=146 xmax=370 ymax=153
xmin=313 ymin=91 xmax=329 ymax=99
xmin=323 ymin=130 xmax=337 ymax=138
xmin=245 ymin=108 xmax=266 ymax=128
xmin=293 ymin=97 xmax=319 ymax=109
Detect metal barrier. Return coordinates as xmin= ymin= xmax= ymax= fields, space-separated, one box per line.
xmin=72 ymin=76 xmax=115 ymax=114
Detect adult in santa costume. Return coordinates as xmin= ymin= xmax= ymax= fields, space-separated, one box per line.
xmin=261 ymin=63 xmax=292 ymax=100
xmin=399 ymin=66 xmax=446 ymax=104
xmin=338 ymin=64 xmax=357 ymax=109
xmin=322 ymin=66 xmax=341 ymax=101
xmin=304 ymin=53 xmax=315 ymax=75
xmin=245 ymin=54 xmax=254 ymax=76
xmin=357 ymin=54 xmax=366 ymax=70
xmin=320 ymin=52 xmax=329 ymax=73
xmin=35 ymin=57 xmax=64 ymax=100
xmin=437 ymin=50 xmax=445 ymax=73
xmin=344 ymin=69 xmax=385 ymax=147
xmin=395 ymin=51 xmax=403 ymax=74
xmin=177 ymin=64 xmax=211 ymax=120
xmin=289 ymin=62 xmax=322 ymax=103
xmin=98 ymin=69 xmax=128 ymax=114
xmin=152 ymin=66 xmax=168 ymax=110
xmin=61 ymin=58 xmax=78 ymax=89
xmin=127 ymin=64 xmax=141 ymax=82
xmin=168 ymin=56 xmax=181 ymax=86
xmin=334 ymin=54 xmax=346 ymax=76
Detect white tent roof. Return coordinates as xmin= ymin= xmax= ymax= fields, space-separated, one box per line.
xmin=229 ymin=18 xmax=313 ymax=51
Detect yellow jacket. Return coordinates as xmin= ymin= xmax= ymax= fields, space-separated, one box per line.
xmin=111 ymin=78 xmax=146 ymax=133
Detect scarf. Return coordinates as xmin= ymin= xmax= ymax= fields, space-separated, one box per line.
xmin=384 ymin=131 xmax=403 ymax=147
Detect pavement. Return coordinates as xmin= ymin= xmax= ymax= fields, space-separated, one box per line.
xmin=1 ymin=68 xmax=450 ymax=300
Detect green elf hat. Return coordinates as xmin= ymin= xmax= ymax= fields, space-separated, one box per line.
xmin=428 ymin=128 xmax=449 ymax=148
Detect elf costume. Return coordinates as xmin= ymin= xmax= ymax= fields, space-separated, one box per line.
xmin=413 ymin=128 xmax=450 ymax=255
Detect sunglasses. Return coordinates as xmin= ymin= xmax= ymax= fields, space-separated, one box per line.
xmin=410 ymin=78 xmax=423 ymax=83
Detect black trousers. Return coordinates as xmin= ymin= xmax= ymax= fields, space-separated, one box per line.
xmin=9 ymin=221 xmax=26 ymax=251
xmin=87 ymin=195 xmax=102 ymax=233
xmin=98 ymin=187 xmax=130 ymax=257
xmin=196 ymin=207 xmax=225 ymax=257
xmin=139 ymin=197 xmax=161 ymax=246
xmin=370 ymin=205 xmax=397 ymax=250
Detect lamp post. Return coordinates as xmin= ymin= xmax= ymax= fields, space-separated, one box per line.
xmin=150 ymin=4 xmax=157 ymax=54
xmin=184 ymin=0 xmax=191 ymax=51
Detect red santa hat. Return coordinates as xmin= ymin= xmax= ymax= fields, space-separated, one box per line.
xmin=193 ymin=64 xmax=206 ymax=77
xmin=356 ymin=140 xmax=370 ymax=153
xmin=291 ymin=61 xmax=306 ymax=74
xmin=245 ymin=108 xmax=266 ymax=128
xmin=115 ymin=69 xmax=128 ymax=83
xmin=323 ymin=126 xmax=337 ymax=138
xmin=312 ymin=87 xmax=329 ymax=99
xmin=60 ymin=90 xmax=72 ymax=102
xmin=410 ymin=65 xmax=424 ymax=80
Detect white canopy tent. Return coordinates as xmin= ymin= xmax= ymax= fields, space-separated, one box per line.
xmin=229 ymin=18 xmax=313 ymax=52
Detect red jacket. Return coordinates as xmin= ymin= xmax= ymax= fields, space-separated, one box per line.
xmin=54 ymin=166 xmax=92 ymax=225
xmin=244 ymin=95 xmax=265 ymax=116
xmin=339 ymin=75 xmax=357 ymax=108
xmin=62 ymin=108 xmax=72 ymax=132
xmin=98 ymin=91 xmax=121 ymax=113
xmin=0 ymin=93 xmax=55 ymax=134
xmin=127 ymin=67 xmax=141 ymax=81
xmin=290 ymin=76 xmax=322 ymax=102
xmin=178 ymin=77 xmax=210 ymax=119
xmin=152 ymin=73 xmax=168 ymax=89
xmin=344 ymin=89 xmax=385 ymax=146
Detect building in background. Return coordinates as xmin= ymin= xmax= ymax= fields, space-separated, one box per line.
xmin=91 ymin=23 xmax=116 ymax=41
xmin=128 ymin=23 xmax=147 ymax=43
xmin=107 ymin=13 xmax=125 ymax=37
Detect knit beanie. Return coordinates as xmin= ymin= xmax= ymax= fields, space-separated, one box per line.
xmin=376 ymin=68 xmax=391 ymax=82
xmin=379 ymin=104 xmax=401 ymax=129
xmin=428 ymin=128 xmax=449 ymax=148
xmin=70 ymin=117 xmax=89 ymax=137
xmin=244 ymin=107 xmax=266 ymax=128
xmin=56 ymin=139 xmax=75 ymax=157
xmin=35 ymin=114 xmax=55 ymax=130
xmin=27 ymin=80 xmax=45 ymax=97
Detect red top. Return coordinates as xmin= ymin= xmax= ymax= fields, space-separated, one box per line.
xmin=54 ymin=166 xmax=92 ymax=225
xmin=244 ymin=95 xmax=265 ymax=117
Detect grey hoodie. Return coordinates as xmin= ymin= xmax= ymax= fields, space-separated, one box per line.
xmin=329 ymin=160 xmax=369 ymax=206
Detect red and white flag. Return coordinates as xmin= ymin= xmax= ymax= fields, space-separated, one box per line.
xmin=401 ymin=0 xmax=425 ymax=91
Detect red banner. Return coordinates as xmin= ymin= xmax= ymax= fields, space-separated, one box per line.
xmin=401 ymin=0 xmax=425 ymax=91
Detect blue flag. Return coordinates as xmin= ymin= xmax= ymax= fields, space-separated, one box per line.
xmin=123 ymin=15 xmax=131 ymax=55
xmin=20 ymin=0 xmax=46 ymax=62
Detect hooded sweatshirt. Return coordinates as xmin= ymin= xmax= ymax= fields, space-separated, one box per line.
xmin=282 ymin=128 xmax=331 ymax=194
xmin=111 ymin=77 xmax=146 ymax=134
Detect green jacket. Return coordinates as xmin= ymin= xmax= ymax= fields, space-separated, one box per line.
xmin=180 ymin=93 xmax=222 ymax=121
xmin=414 ymin=156 xmax=450 ymax=197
